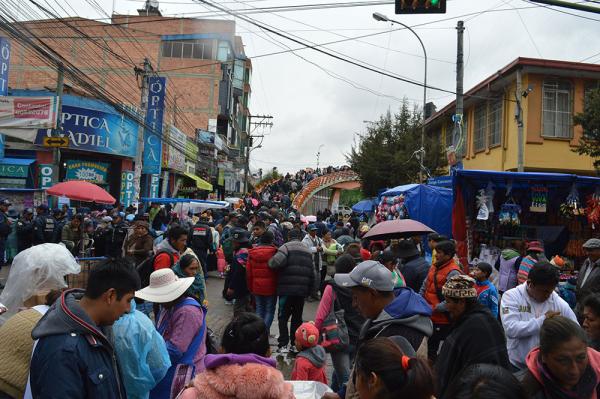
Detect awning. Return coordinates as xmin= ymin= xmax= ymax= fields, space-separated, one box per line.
xmin=184 ymin=172 xmax=213 ymax=191
xmin=0 ymin=158 xmax=36 ymax=166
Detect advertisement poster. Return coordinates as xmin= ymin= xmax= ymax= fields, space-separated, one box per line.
xmin=0 ymin=96 xmax=58 ymax=129
xmin=65 ymin=160 xmax=109 ymax=184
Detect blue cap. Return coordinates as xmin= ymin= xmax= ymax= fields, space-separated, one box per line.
xmin=37 ymin=204 xmax=48 ymax=210
xmin=308 ymin=224 xmax=318 ymax=232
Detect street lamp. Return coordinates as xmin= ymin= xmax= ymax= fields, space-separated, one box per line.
xmin=372 ymin=12 xmax=428 ymax=182
xmin=316 ymin=144 xmax=325 ymax=172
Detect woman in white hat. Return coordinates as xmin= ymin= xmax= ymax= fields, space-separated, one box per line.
xmin=136 ymin=268 xmax=208 ymax=399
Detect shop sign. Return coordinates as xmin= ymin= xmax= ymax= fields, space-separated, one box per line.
xmin=65 ymin=160 xmax=109 ymax=184
xmin=169 ymin=125 xmax=187 ymax=151
xmin=186 ymin=161 xmax=196 ymax=175
xmin=38 ymin=164 xmax=55 ymax=189
xmin=185 ymin=138 xmax=198 ymax=160
xmin=217 ymin=169 xmax=225 ymax=186
xmin=34 ymin=104 xmax=138 ymax=158
xmin=0 ymin=37 xmax=10 ymax=159
xmin=120 ymin=171 xmax=134 ymax=208
xmin=163 ymin=145 xmax=186 ymax=173
xmin=142 ymin=77 xmax=166 ymax=174
xmin=149 ymin=174 xmax=160 ymax=198
xmin=1 ymin=96 xmax=58 ymax=129
xmin=0 ymin=163 xmax=28 ymax=178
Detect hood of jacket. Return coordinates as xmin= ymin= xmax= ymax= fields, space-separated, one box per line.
xmin=248 ymin=245 xmax=278 ymax=262
xmin=298 ymin=345 xmax=326 ymax=368
xmin=502 ymin=248 xmax=521 ymax=260
xmin=31 ymin=289 xmax=113 ymax=350
xmin=367 ymin=287 xmax=433 ymax=337
xmin=204 ymin=353 xmax=276 ymax=370
xmin=156 ymin=237 xmax=178 ymax=254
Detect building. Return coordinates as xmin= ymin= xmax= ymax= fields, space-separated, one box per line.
xmin=425 ymin=57 xmax=600 ymax=175
xmin=0 ymin=5 xmax=251 ymax=208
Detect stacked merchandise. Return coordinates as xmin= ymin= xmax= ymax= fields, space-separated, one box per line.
xmin=375 ymin=195 xmax=410 ymax=223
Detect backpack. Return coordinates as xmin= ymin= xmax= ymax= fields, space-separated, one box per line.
xmin=319 ymin=295 xmax=349 ymax=353
xmin=136 ymin=250 xmax=174 ymax=287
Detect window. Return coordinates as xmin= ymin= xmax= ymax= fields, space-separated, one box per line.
xmin=488 ymin=98 xmax=503 ymax=147
xmin=473 ymin=103 xmax=486 ymax=152
xmin=217 ymin=41 xmax=231 ymax=62
xmin=542 ymin=81 xmax=572 ymax=138
xmin=160 ymin=39 xmax=216 ymax=60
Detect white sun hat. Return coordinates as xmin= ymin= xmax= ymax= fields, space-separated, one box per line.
xmin=135 ymin=268 xmax=194 ymax=303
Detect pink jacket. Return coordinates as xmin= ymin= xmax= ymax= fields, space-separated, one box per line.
xmin=181 ymin=354 xmax=295 ymax=399
xmin=315 ymin=284 xmax=335 ymax=331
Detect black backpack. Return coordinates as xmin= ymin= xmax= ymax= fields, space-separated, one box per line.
xmin=136 ymin=250 xmax=174 ymax=287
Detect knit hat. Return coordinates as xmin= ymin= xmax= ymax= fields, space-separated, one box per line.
xmin=442 ymin=275 xmax=477 ymax=299
xmin=295 ymin=322 xmax=319 ymax=349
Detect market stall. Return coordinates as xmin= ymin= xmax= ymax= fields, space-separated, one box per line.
xmin=452 ymin=170 xmax=600 ymax=269
xmin=377 ymin=183 xmax=453 ymax=238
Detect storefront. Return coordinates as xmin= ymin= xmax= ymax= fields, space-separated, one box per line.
xmin=452 ymin=170 xmax=600 ymax=270
xmin=6 ymin=90 xmax=139 ymax=203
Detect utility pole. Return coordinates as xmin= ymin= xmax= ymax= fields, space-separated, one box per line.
xmin=52 ymin=63 xmax=64 ymax=194
xmin=245 ymin=114 xmax=273 ymax=193
xmin=133 ymin=58 xmax=150 ymax=205
xmin=516 ymin=68 xmax=525 ymax=172
xmin=452 ymin=20 xmax=465 ymax=173
xmin=316 ymin=144 xmax=324 ymax=171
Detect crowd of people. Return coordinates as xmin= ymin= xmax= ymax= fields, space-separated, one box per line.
xmin=1 ymin=171 xmax=600 ymax=398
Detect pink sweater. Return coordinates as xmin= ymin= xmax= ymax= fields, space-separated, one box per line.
xmin=315 ymin=285 xmax=335 ymax=331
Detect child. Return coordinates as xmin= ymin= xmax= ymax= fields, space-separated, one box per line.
xmin=470 ymin=262 xmax=499 ymax=318
xmin=181 ymin=312 xmax=294 ymax=399
xmin=291 ymin=322 xmax=328 ymax=384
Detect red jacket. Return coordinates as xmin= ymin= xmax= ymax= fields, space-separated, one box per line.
xmin=153 ymin=252 xmax=180 ymax=270
xmin=247 ymin=245 xmax=278 ymax=296
xmin=423 ymin=258 xmax=461 ymax=325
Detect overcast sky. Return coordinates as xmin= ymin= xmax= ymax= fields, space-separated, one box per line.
xmin=70 ymin=0 xmax=599 ymax=173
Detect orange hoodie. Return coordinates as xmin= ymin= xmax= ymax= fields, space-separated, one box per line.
xmin=526 ymin=346 xmax=600 ymax=399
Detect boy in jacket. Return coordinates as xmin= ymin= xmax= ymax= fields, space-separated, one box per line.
xmin=291 ymin=322 xmax=328 ymax=384
xmin=30 ymin=258 xmax=141 ymax=399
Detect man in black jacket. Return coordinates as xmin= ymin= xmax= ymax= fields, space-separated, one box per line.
xmin=189 ymin=214 xmax=213 ymax=278
xmin=16 ymin=208 xmax=34 ymax=253
xmin=396 ymin=239 xmax=430 ymax=292
xmin=269 ymin=228 xmax=314 ymax=353
xmin=104 ymin=213 xmax=128 ymax=258
xmin=434 ymin=275 xmax=510 ymax=399
xmin=33 ymin=204 xmax=54 ymax=245
xmin=576 ymin=238 xmax=600 ymax=316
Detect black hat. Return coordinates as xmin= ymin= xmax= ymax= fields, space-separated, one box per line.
xmin=378 ymin=249 xmax=397 ymax=264
xmin=231 ymin=229 xmax=250 ymax=244
xmin=37 ymin=204 xmax=48 ymax=210
xmin=395 ymin=240 xmax=420 ymax=259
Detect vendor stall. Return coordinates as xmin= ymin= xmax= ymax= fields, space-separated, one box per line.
xmin=377 ymin=183 xmax=453 ymax=238
xmin=452 ymin=170 xmax=600 ymax=270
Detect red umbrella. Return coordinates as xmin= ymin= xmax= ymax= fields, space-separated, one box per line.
xmin=46 ymin=180 xmax=116 ymax=205
xmin=363 ymin=219 xmax=435 ymax=240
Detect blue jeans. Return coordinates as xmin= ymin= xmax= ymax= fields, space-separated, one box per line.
xmin=330 ymin=344 xmax=356 ymax=392
xmin=254 ymin=295 xmax=277 ymax=331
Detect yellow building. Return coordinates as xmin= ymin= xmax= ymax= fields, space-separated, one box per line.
xmin=425 ymin=57 xmax=600 ymax=175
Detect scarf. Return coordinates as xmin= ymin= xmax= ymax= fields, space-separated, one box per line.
xmin=538 ymin=356 xmax=598 ymax=399
xmin=172 ymin=262 xmax=205 ymax=303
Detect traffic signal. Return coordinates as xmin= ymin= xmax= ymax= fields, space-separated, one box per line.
xmin=395 ymin=0 xmax=446 ymax=14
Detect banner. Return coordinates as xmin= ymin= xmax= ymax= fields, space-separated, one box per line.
xmin=65 ymin=160 xmax=109 ymax=184
xmin=149 ymin=174 xmax=160 ymax=198
xmin=0 ymin=37 xmax=10 ymax=158
xmin=38 ymin=164 xmax=55 ymax=190
xmin=35 ymin=104 xmax=138 ymax=158
xmin=142 ymin=77 xmax=166 ymax=174
xmin=120 ymin=171 xmax=134 ymax=208
xmin=0 ymin=96 xmax=58 ymax=130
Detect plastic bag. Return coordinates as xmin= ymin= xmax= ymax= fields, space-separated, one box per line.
xmin=0 ymin=243 xmax=80 ymax=323
xmin=113 ymin=300 xmax=171 ymax=399
xmin=288 ymin=381 xmax=332 ymax=399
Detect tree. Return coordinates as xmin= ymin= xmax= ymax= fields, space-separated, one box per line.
xmin=574 ymin=88 xmax=600 ymax=169
xmin=347 ymin=100 xmax=446 ymax=196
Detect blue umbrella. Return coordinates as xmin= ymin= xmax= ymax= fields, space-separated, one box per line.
xmin=352 ymin=198 xmax=377 ymax=214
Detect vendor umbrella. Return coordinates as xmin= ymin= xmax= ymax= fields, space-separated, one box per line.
xmin=363 ymin=219 xmax=435 ymax=240
xmin=46 ymin=180 xmax=116 ymax=204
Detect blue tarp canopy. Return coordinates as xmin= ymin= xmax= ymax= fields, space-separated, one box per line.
xmin=141 ymin=198 xmax=228 ymax=207
xmin=352 ymin=198 xmax=378 ymax=214
xmin=453 ymin=169 xmax=600 ymax=190
xmin=378 ymin=184 xmax=453 ymax=238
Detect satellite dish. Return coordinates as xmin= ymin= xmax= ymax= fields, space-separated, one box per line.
xmin=149 ymin=0 xmax=159 ymax=8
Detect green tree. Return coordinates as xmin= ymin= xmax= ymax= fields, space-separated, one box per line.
xmin=347 ymin=100 xmax=446 ymax=196
xmin=574 ymin=88 xmax=600 ymax=169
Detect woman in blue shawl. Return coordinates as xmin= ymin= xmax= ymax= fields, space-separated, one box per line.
xmin=172 ymin=254 xmax=206 ymax=304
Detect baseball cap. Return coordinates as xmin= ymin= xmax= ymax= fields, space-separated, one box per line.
xmin=0 ymin=199 xmax=11 ymax=206
xmin=334 ymin=260 xmax=394 ymax=291
xmin=307 ymin=224 xmax=318 ymax=232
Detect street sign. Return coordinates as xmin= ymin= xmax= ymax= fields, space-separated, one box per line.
xmin=42 ymin=136 xmax=69 ymax=147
